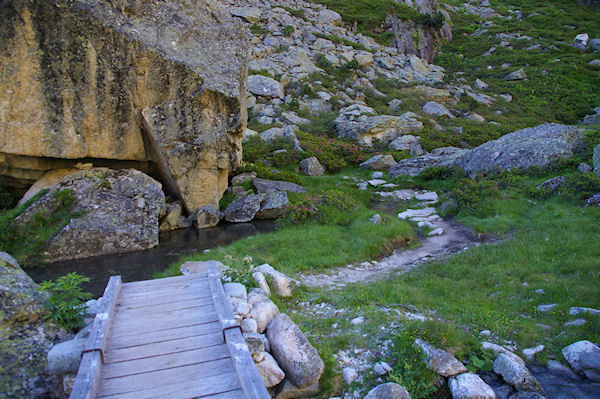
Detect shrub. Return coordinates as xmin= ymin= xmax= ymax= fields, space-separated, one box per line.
xmin=235 ymin=163 xmax=303 ymax=185
xmin=451 ymin=178 xmax=501 ymax=217
xmin=286 ymin=195 xmax=320 ymax=224
xmin=561 ymin=173 xmax=600 ymax=204
xmin=297 ymin=131 xmax=370 ymax=172
xmin=315 ymin=53 xmax=332 ymax=69
xmin=318 ymin=189 xmax=361 ymax=225
xmin=249 ymin=23 xmax=269 ymax=36
xmin=39 ymin=273 xmax=91 ymax=332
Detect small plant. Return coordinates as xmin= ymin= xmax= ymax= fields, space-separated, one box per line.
xmin=221 ymin=255 xmax=258 ymax=287
xmin=249 ymin=23 xmax=269 ymax=36
xmin=315 ymin=53 xmax=332 ymax=69
xmin=286 ymin=195 xmax=320 ymax=224
xmin=39 ymin=272 xmax=91 ymax=331
xmin=281 ymin=25 xmax=295 ymax=36
xmin=451 ymin=178 xmax=501 ymax=217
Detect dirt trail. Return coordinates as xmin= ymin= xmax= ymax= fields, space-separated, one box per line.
xmin=297 ymin=220 xmax=496 ymax=289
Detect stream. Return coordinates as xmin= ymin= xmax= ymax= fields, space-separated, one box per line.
xmin=28 ymin=220 xmax=275 ymax=297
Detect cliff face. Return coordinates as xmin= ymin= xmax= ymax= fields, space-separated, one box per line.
xmin=0 ymin=0 xmax=248 ymax=212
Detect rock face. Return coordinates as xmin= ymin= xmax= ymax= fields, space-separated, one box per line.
xmin=267 ymin=314 xmax=325 ymax=389
xmin=334 ymin=104 xmax=423 ymax=146
xmin=17 ymin=168 xmax=165 ymax=262
xmin=455 ymin=124 xmax=585 ymax=177
xmin=0 ymin=252 xmax=62 ymax=398
xmin=0 ymin=0 xmax=248 ymax=213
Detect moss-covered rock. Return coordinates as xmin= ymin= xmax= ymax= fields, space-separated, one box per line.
xmin=0 ymin=252 xmax=62 ymax=398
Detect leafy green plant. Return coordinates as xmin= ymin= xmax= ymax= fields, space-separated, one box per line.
xmin=249 ymin=23 xmax=269 ymax=36
xmin=451 ymin=178 xmax=501 ymax=217
xmin=39 ymin=273 xmax=91 ymax=331
xmin=297 ymin=131 xmax=370 ymax=172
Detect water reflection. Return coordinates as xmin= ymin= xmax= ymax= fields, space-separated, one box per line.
xmin=28 ymin=220 xmax=275 ymax=297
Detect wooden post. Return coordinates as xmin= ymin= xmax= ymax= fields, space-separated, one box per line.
xmin=70 ymin=276 xmax=122 ymax=399
xmin=206 ymin=261 xmax=270 ymax=399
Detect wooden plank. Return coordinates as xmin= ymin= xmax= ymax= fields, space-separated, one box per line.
xmin=109 ymin=311 xmax=218 ymax=338
xmin=117 ymin=279 xmax=210 ymax=299
xmin=97 ymin=358 xmax=238 ymax=397
xmin=98 ymin=370 xmax=242 ymax=399
xmin=70 ymin=276 xmax=122 ymax=399
xmin=113 ymin=302 xmax=214 ymax=322
xmin=224 ymin=328 xmax=271 ymax=399
xmin=115 ymin=289 xmax=211 ymax=309
xmin=201 ymin=389 xmax=247 ymax=399
xmin=117 ymin=291 xmax=212 ymax=311
xmin=109 ymin=321 xmax=221 ymax=349
xmin=206 ymin=261 xmax=271 ymax=399
xmin=110 ymin=305 xmax=216 ymax=332
xmin=117 ymin=296 xmax=213 ymax=317
xmin=202 ymin=389 xmax=247 ymax=399
xmin=102 ymin=343 xmax=229 ymax=378
xmin=120 ymin=272 xmax=207 ymax=289
xmin=105 ymin=332 xmax=224 ymax=363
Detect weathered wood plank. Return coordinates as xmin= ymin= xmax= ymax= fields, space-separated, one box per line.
xmin=201 ymin=389 xmax=247 ymax=399
xmin=102 ymin=343 xmax=229 ymax=378
xmin=106 ymin=332 xmax=224 ymax=363
xmin=109 ymin=321 xmax=221 ymax=350
xmin=120 ymin=273 xmax=207 ymax=289
xmin=117 ymin=291 xmax=212 ymax=311
xmin=97 ymin=358 xmax=237 ymax=397
xmin=70 ymin=276 xmax=122 ymax=399
xmin=113 ymin=302 xmax=214 ymax=322
xmin=115 ymin=288 xmax=211 ymax=309
xmin=98 ymin=371 xmax=242 ymax=399
xmin=109 ymin=308 xmax=218 ymax=337
xmin=206 ymin=261 xmax=271 ymax=399
xmin=118 ymin=279 xmax=210 ymax=300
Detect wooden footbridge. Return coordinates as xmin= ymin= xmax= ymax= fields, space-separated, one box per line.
xmin=70 ymin=262 xmax=269 ymax=399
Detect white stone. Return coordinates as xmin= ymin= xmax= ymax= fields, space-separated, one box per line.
xmin=569 ymin=306 xmax=600 ymax=316
xmin=252 ymin=271 xmax=271 ymax=296
xmin=562 ymin=340 xmax=600 ymax=382
xmin=241 ymin=318 xmax=258 ymax=334
xmin=493 ymin=353 xmax=541 ymax=391
xmin=256 ymin=352 xmax=285 ymax=388
xmin=575 ymin=33 xmax=589 ymax=45
xmin=397 ymin=207 xmax=437 ymax=220
xmin=368 ymin=179 xmax=387 ymax=187
xmin=428 ymin=228 xmax=444 ymax=236
xmin=415 ymin=191 xmax=439 ymax=202
xmin=342 ymin=367 xmax=358 ymax=384
xmin=522 ymin=345 xmax=545 ymax=360
xmin=223 ymin=282 xmax=247 ymax=302
xmin=351 ymin=316 xmax=365 ymax=325
xmin=448 ymin=372 xmax=497 ymax=399
xmin=565 ymin=318 xmax=587 ymax=327
xmin=536 ymin=303 xmax=557 ymax=312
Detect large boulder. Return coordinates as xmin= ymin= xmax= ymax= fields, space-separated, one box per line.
xmin=334 ymin=104 xmax=423 ymax=146
xmin=493 ymin=353 xmax=542 ymax=392
xmin=267 ymin=314 xmax=324 ymax=389
xmin=0 ymin=252 xmax=62 ymax=398
xmin=562 ymin=340 xmax=600 ymax=382
xmin=16 ymin=168 xmax=165 ymax=262
xmin=253 ymin=178 xmax=306 ymax=194
xmin=454 ymin=124 xmax=585 ymax=177
xmin=0 ymin=0 xmax=248 ymax=213
xmin=388 ymin=147 xmax=468 ymax=177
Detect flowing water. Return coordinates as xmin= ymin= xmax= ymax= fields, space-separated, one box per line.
xmin=28 ymin=221 xmax=275 ymax=297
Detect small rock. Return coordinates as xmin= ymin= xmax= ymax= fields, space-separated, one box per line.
xmin=274 ymin=379 xmax=319 ymax=399
xmin=256 ymin=352 xmax=285 ymax=388
xmin=374 ymin=363 xmax=388 ymax=376
xmin=351 ymin=316 xmax=365 ymax=325
xmin=300 ymin=157 xmax=325 ymax=176
xmin=224 ymin=194 xmax=265 ymax=223
xmin=194 ymin=205 xmax=223 ymax=229
xmin=575 ymin=33 xmax=589 ymax=46
xmin=255 ymin=191 xmax=289 ymax=220
xmin=223 ymin=282 xmax=247 ymax=301
xmin=231 ymin=172 xmax=257 ymax=186
xmin=243 ymin=332 xmax=265 ymax=362
xmin=423 ymin=101 xmax=455 ymax=118
xmin=253 ymin=177 xmax=306 ymax=194
xmin=398 ymin=207 xmax=437 ymax=220
xmin=536 ymin=304 xmax=557 ymax=312
xmin=255 ymin=264 xmax=293 ymax=297
xmin=522 ymin=345 xmax=545 ymax=360
xmin=564 ymin=318 xmax=587 ymax=327
xmin=569 ymin=306 xmax=600 ymax=316
xmin=428 ymin=228 xmax=444 ymax=236
xmin=372 ymin=171 xmax=384 ymax=179
xmin=248 ymin=298 xmax=279 ymax=333
xmin=562 ymin=340 xmax=600 ymax=381
xmin=248 ymin=74 xmax=284 ymax=99
xmin=364 ymin=383 xmax=411 ymax=399
xmin=252 ymin=271 xmax=271 ymax=296
xmin=493 ymin=353 xmax=542 ymax=391
xmin=241 ymin=318 xmax=258 ymax=334
xmin=578 ymin=163 xmax=593 ymax=174
xmin=370 ymin=214 xmax=383 ymax=225
xmin=47 ymin=339 xmax=87 ymax=374
xmin=360 ymin=154 xmax=397 ymax=170
xmin=504 ymin=69 xmax=527 ymax=80
xmin=537 ymin=176 xmax=566 ymax=192
xmin=342 ymin=367 xmax=358 ymax=384
xmin=448 ymin=372 xmax=497 ymax=399
xmin=230 ymin=6 xmax=261 ymax=23
xmin=414 ymin=339 xmax=467 ymax=377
